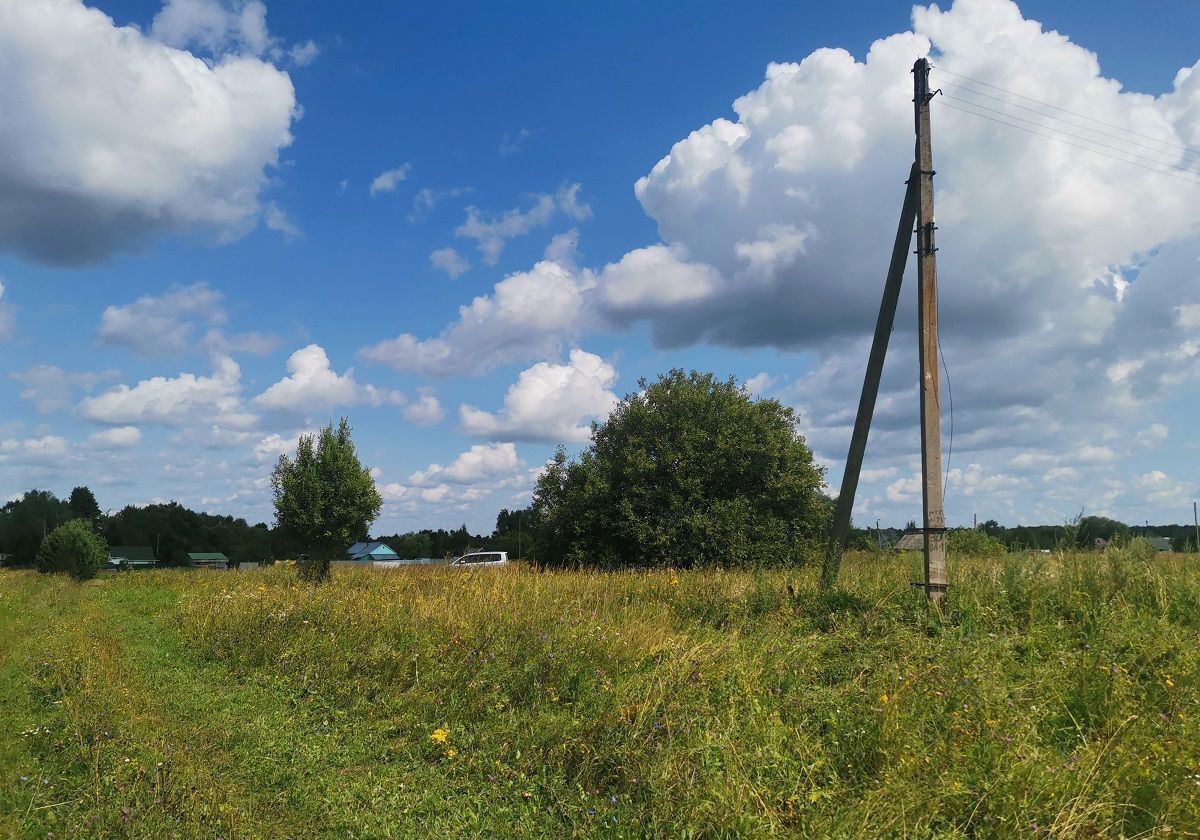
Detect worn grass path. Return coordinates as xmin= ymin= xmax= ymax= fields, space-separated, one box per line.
xmin=1 ymin=573 xmax=648 ymax=838
xmin=0 ymin=575 xmax=453 ymax=839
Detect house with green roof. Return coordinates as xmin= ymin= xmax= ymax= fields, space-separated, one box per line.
xmin=107 ymin=545 xmax=157 ymax=571
xmin=188 ymin=552 xmax=231 ymax=570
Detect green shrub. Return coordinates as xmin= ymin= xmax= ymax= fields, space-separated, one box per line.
xmin=946 ymin=527 xmax=1006 ymax=558
xmin=35 ymin=518 xmax=107 ymax=581
xmin=297 ymin=551 xmax=332 ymax=583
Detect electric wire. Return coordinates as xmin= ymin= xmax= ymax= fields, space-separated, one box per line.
xmin=939 ymin=92 xmax=1200 ymax=172
xmin=933 ymin=78 xmax=1200 ymax=165
xmin=930 ymin=66 xmax=1200 ymax=157
xmin=934 ymin=98 xmax=1200 ymax=186
xmin=939 ymin=332 xmax=953 ymax=503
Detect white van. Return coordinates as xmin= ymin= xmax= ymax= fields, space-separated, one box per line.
xmin=451 ymin=551 xmax=509 ymax=568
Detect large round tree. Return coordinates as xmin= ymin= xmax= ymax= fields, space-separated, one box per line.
xmin=532 ymin=370 xmax=830 ymax=568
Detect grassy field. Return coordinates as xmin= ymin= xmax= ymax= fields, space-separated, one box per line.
xmin=1 ymin=550 xmax=1198 ymax=839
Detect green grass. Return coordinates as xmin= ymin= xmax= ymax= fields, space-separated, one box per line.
xmin=2 ymin=549 xmax=1199 ymax=838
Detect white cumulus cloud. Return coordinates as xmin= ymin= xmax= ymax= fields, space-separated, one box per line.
xmin=403 ymin=388 xmax=445 ymax=426
xmin=254 ymin=344 xmax=404 ymax=411
xmin=80 ymin=355 xmax=245 ymax=427
xmin=88 ymin=426 xmax=143 ymax=449
xmin=409 ymin=442 xmax=523 ymax=486
xmin=459 ymin=349 xmax=619 ymax=443
xmin=0 ymin=0 xmax=299 ymax=264
xmin=360 ymin=260 xmax=592 ymax=376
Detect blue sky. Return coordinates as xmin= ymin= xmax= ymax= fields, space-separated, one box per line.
xmin=1 ymin=0 xmax=1198 ymax=533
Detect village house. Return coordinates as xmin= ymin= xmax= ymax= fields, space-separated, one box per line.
xmin=343 ymin=541 xmax=401 ymax=564
xmin=107 ymin=545 xmax=157 ymax=571
xmin=188 ymin=552 xmax=231 ymax=570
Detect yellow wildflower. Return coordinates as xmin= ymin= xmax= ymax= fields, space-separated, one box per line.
xmin=431 ymin=727 xmax=449 ymax=745
xmin=446 ymin=748 xmax=458 ymax=758
xmin=1165 ymin=677 xmax=1176 ymax=688
xmin=880 ymin=693 xmax=889 ymax=705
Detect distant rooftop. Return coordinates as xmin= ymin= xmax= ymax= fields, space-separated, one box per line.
xmin=347 ymin=541 xmax=400 ymax=561
xmin=109 ymin=545 xmax=156 ymax=565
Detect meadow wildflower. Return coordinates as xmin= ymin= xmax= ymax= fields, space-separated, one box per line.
xmin=431 ymin=727 xmax=449 ymax=745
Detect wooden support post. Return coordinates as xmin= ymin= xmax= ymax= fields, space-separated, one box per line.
xmin=821 ymin=166 xmax=919 ymax=589
xmin=913 ymin=58 xmax=947 ymax=604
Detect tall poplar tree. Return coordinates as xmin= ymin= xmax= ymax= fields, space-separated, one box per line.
xmin=270 ymin=418 xmax=382 ymax=582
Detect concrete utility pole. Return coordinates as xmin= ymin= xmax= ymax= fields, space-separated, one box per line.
xmin=820 ymin=58 xmax=951 ymax=604
xmin=913 ymin=58 xmax=947 ymax=604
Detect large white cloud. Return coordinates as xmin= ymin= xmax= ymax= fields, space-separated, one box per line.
xmin=253 ymin=344 xmax=404 ymax=411
xmin=0 ymin=0 xmax=299 ymax=264
xmin=409 ymin=442 xmax=523 ymax=485
xmin=374 ymin=442 xmax=532 ymax=516
xmin=626 ymin=5 xmax=1198 ymax=352
xmin=459 ymin=349 xmax=619 ymax=443
xmin=596 ymin=244 xmax=724 ymax=328
xmin=360 ymin=259 xmax=593 ymax=376
xmin=79 ymin=354 xmax=247 ymax=426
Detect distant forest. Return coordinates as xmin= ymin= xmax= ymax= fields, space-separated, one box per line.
xmin=1 ymin=487 xmax=1194 ymax=568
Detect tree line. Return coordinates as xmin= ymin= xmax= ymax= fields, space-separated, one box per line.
xmin=0 ymin=487 xmax=275 ymax=569
xmin=843 ymin=515 xmax=1197 ymax=554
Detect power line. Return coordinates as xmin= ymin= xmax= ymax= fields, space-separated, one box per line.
xmin=939 ymin=332 xmax=953 ymax=502
xmin=934 ymin=98 xmax=1200 ymax=186
xmin=934 ymin=79 xmax=1200 ymax=166
xmin=930 ymin=66 xmax=1200 ymax=157
xmin=940 ymin=92 xmax=1199 ymax=173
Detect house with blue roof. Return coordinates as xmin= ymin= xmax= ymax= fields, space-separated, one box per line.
xmin=344 ymin=541 xmax=401 ymax=564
